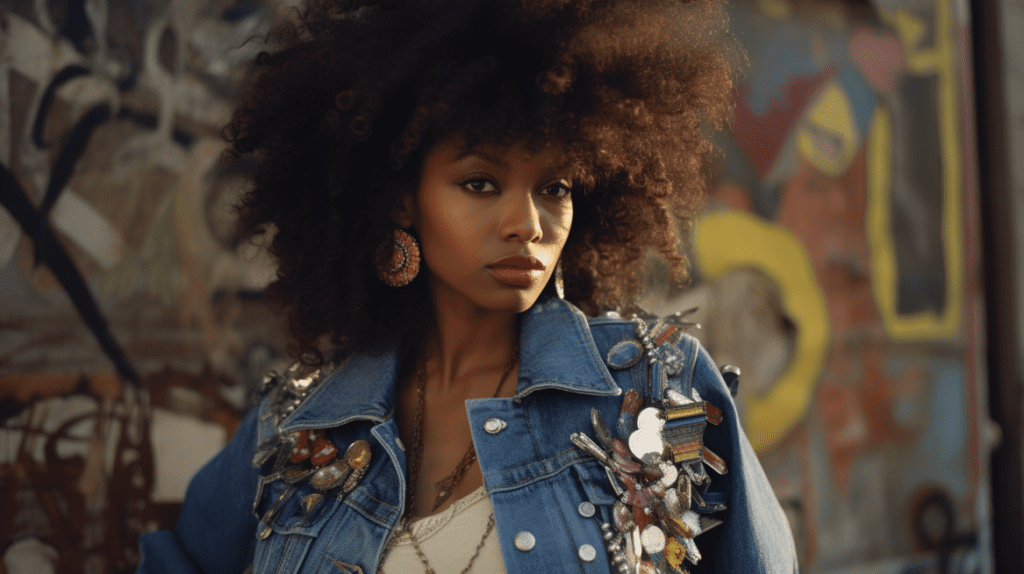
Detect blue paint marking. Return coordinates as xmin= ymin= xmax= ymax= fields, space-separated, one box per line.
xmin=911 ymin=359 xmax=968 ymax=498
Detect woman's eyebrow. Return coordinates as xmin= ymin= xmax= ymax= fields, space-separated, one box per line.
xmin=454 ymin=149 xmax=510 ymax=170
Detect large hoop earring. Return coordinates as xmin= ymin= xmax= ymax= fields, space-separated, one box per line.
xmin=375 ymin=228 xmax=421 ymax=287
xmin=554 ymin=261 xmax=565 ymax=299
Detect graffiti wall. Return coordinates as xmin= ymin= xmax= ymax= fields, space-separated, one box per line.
xmin=0 ymin=1 xmax=288 ymax=572
xmin=643 ymin=0 xmax=991 ymax=571
xmin=0 ymin=0 xmax=992 ymax=572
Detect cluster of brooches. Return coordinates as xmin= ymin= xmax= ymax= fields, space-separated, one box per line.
xmin=251 ymin=363 xmax=372 ymax=541
xmin=572 ymin=315 xmax=728 ymax=574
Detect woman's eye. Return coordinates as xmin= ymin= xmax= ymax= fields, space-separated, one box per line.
xmin=541 ymin=182 xmax=571 ymax=198
xmin=462 ymin=178 xmax=497 ymax=194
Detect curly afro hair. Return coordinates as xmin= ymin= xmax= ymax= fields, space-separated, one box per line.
xmin=226 ymin=0 xmax=739 ymax=364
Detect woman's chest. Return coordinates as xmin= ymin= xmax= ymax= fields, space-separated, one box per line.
xmin=250 ymin=394 xmax=627 ymax=574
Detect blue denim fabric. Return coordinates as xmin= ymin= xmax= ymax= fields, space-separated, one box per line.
xmin=138 ymin=297 xmax=798 ymax=573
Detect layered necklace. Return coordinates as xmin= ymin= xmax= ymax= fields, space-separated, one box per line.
xmin=388 ymin=345 xmax=519 ymax=574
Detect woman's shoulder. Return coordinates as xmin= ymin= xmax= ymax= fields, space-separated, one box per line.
xmin=581 ymin=307 xmax=720 ymax=393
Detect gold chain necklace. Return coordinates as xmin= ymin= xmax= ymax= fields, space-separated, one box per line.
xmin=387 ymin=346 xmax=518 ymax=574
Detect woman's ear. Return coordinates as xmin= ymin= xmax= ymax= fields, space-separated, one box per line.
xmin=391 ymin=191 xmax=416 ymax=229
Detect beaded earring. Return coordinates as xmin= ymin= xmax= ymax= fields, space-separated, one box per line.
xmin=554 ymin=261 xmax=565 ymax=299
xmin=375 ymin=228 xmax=421 ymax=287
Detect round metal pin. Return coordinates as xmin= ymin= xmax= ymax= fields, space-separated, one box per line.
xmin=345 ymin=440 xmax=372 ymax=470
xmin=606 ymin=340 xmax=644 ymax=369
xmin=311 ymin=460 xmax=350 ymax=490
xmin=636 ymin=407 xmax=665 ymax=432
xmin=640 ymin=525 xmax=666 ymax=553
xmin=628 ymin=429 xmax=664 ymax=460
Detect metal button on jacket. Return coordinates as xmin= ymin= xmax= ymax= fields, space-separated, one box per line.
xmin=484 ymin=418 xmax=507 ymax=434
xmin=578 ymin=501 xmax=596 ymax=518
xmin=578 ymin=543 xmax=597 ymax=562
xmin=514 ymin=531 xmax=536 ymax=551
xmin=394 ymin=437 xmax=405 ymax=451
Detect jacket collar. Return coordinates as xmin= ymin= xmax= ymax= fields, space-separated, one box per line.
xmin=280 ymin=297 xmax=621 ymax=431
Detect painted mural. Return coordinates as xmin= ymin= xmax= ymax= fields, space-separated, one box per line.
xmin=0 ymin=1 xmax=287 ymax=572
xmin=642 ymin=0 xmax=990 ymax=571
xmin=0 ymin=0 xmax=992 ymax=573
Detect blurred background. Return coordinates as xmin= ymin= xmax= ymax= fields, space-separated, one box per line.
xmin=0 ymin=0 xmax=1021 ymax=572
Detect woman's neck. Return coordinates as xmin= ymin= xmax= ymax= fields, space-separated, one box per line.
xmin=423 ymin=286 xmax=519 ymax=394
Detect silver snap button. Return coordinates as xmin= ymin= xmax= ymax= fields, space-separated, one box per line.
xmin=577 ymin=501 xmax=596 ymax=518
xmin=484 ymin=418 xmax=507 ymax=434
xmin=514 ymin=531 xmax=536 ymax=551
xmin=578 ymin=543 xmax=597 ymax=562
xmin=395 ymin=437 xmax=405 ymax=451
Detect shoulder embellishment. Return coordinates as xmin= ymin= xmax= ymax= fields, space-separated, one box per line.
xmin=607 ymin=340 xmax=644 ymax=370
xmin=576 ymin=312 xmax=731 ymax=573
xmin=250 ymin=361 xmax=372 ymax=540
xmin=257 ymin=362 xmax=330 ymax=428
xmin=631 ymin=314 xmax=695 ymax=377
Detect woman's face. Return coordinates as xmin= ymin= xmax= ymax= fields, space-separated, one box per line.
xmin=401 ymin=136 xmax=573 ymax=314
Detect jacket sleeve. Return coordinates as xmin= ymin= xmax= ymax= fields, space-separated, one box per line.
xmin=690 ymin=343 xmax=800 ymax=574
xmin=137 ymin=406 xmax=261 ymax=574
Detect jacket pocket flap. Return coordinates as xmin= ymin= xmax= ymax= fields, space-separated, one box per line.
xmin=572 ymin=460 xmax=619 ymax=506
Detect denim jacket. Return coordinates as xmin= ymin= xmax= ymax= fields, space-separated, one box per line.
xmin=138 ymin=297 xmax=798 ymax=574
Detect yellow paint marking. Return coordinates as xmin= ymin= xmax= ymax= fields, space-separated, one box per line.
xmin=797 ymin=81 xmax=860 ymax=176
xmin=695 ymin=211 xmax=830 ymax=452
xmin=870 ymin=0 xmax=964 ymax=340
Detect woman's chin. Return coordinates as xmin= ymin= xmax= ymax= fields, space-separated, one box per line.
xmin=478 ymin=288 xmax=544 ymax=314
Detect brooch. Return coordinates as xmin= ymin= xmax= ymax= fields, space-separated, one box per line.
xmin=250 ymin=363 xmax=372 ymax=540
xmin=571 ymin=315 xmax=727 ymax=573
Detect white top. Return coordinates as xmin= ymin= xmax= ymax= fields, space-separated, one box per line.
xmin=378 ymin=486 xmax=507 ymax=574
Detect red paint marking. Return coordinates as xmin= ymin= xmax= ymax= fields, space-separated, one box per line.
xmin=731 ymin=68 xmax=834 ymax=178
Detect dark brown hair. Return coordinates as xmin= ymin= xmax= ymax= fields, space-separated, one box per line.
xmin=226 ymin=0 xmax=738 ymax=363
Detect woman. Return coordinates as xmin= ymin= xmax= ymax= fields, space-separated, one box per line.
xmin=138 ymin=0 xmax=798 ymax=572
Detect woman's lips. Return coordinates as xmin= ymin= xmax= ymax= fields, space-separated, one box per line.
xmin=488 ymin=266 xmax=541 ymax=287
xmin=487 ymin=254 xmax=545 ymax=287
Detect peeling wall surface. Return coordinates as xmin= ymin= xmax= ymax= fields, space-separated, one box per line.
xmin=0 ymin=0 xmax=992 ymax=573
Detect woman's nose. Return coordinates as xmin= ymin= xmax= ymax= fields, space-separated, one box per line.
xmin=500 ymin=192 xmax=543 ymax=243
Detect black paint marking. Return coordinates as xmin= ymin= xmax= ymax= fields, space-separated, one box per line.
xmin=116 ymin=107 xmax=195 ymax=148
xmin=31 ymin=64 xmax=90 ymax=149
xmin=909 ymin=488 xmax=980 ymax=574
xmin=57 ymin=0 xmax=94 ymax=55
xmin=40 ymin=103 xmax=111 ymax=215
xmin=0 ymin=164 xmax=140 ymax=387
